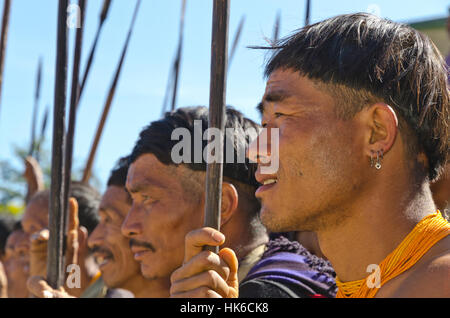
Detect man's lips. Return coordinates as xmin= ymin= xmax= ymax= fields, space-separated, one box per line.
xmin=255 ymin=170 xmax=278 ymax=195
xmin=94 ymin=253 xmax=113 ymax=269
xmin=129 ymin=239 xmax=155 ymax=261
xmin=92 ymin=247 xmax=114 ymax=269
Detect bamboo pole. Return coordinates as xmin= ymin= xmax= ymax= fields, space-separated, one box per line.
xmin=82 ymin=0 xmax=141 ymax=183
xmin=47 ymin=0 xmax=69 ymax=289
xmin=203 ymin=0 xmax=229 ymax=253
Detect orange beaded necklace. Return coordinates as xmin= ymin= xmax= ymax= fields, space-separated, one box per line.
xmin=336 ymin=211 xmax=450 ymax=298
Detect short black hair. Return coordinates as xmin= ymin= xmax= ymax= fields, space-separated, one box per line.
xmin=0 ymin=215 xmax=15 ymax=256
xmin=107 ymin=156 xmax=130 ymax=188
xmin=261 ymin=13 xmax=449 ymax=181
xmin=129 ymin=106 xmax=261 ymax=187
xmin=106 ymin=156 xmax=132 ymax=203
xmin=69 ymin=182 xmax=101 ymax=234
xmin=31 ymin=182 xmax=101 ymax=235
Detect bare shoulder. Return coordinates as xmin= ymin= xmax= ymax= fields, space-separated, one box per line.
xmin=393 ymin=236 xmax=450 ymax=298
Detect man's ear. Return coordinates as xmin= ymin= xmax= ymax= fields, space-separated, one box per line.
xmin=220 ymin=182 xmax=239 ymax=227
xmin=363 ymin=103 xmax=398 ymax=156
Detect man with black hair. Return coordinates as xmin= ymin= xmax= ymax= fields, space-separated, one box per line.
xmin=27 ymin=158 xmax=163 ymax=298
xmin=122 ymin=106 xmax=336 ymax=298
xmin=22 ymin=182 xmax=101 ymax=297
xmin=3 ymin=221 xmax=30 ymax=298
xmin=174 ymin=13 xmax=449 ymax=298
xmin=84 ymin=156 xmax=161 ymax=297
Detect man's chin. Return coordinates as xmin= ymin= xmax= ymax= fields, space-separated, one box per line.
xmin=260 ymin=206 xmax=283 ymax=232
xmin=260 ymin=205 xmax=297 ymax=233
xmin=140 ymin=263 xmax=158 ymax=280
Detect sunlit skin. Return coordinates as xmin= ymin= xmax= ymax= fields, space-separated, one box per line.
xmin=3 ymin=229 xmax=30 ymax=298
xmin=247 ymin=69 xmax=449 ymax=297
xmin=21 ymin=196 xmax=96 ymax=297
xmin=121 ymin=154 xmax=205 ymax=296
xmin=170 ymin=68 xmax=449 ymax=298
xmin=87 ymin=186 xmax=159 ymax=297
xmin=123 ymin=153 xmax=266 ymax=297
xmin=430 ymin=163 xmax=450 ymax=212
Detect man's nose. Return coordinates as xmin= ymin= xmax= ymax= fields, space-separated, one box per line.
xmin=87 ymin=224 xmax=105 ymax=249
xmin=121 ymin=205 xmax=142 ymax=238
xmin=247 ymin=128 xmax=273 ymax=164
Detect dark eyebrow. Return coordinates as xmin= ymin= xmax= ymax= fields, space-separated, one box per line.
xmin=98 ymin=206 xmax=123 ymax=220
xmin=127 ymin=177 xmax=167 ymax=195
xmin=256 ymin=102 xmax=264 ymax=116
xmin=127 ymin=183 xmax=146 ymax=195
xmin=264 ymin=91 xmax=289 ymax=103
xmin=257 ymin=90 xmax=290 ymax=116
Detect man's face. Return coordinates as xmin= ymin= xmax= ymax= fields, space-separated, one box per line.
xmin=4 ymin=229 xmax=30 ymax=298
xmin=122 ymin=154 xmax=204 ymax=280
xmin=88 ymin=186 xmax=140 ymax=288
xmin=250 ymin=68 xmax=367 ymax=232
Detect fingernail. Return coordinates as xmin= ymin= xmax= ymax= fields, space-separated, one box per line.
xmin=212 ymin=232 xmax=225 ymax=243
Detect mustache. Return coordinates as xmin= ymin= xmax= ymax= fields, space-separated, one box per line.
xmin=90 ymin=245 xmax=114 ymax=258
xmin=129 ymin=238 xmax=156 ymax=252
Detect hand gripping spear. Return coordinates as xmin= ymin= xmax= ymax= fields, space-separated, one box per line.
xmin=203 ymin=0 xmax=230 ymax=253
xmin=47 ymin=0 xmax=69 ymax=289
xmin=82 ymin=0 xmax=141 ymax=183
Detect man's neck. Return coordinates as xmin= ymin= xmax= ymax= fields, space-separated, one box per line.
xmin=317 ymin=180 xmax=436 ymax=283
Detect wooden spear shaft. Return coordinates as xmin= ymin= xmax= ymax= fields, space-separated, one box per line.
xmin=0 ymin=0 xmax=11 ymax=124
xmin=64 ymin=0 xmax=86 ymax=221
xmin=77 ymin=0 xmax=112 ymax=109
xmin=29 ymin=58 xmax=42 ymax=157
xmin=47 ymin=0 xmax=69 ymax=289
xmin=305 ymin=0 xmax=311 ymax=26
xmin=273 ymin=10 xmax=281 ymax=44
xmin=203 ymin=0 xmax=229 ymax=253
xmin=82 ymin=0 xmax=141 ymax=183
xmin=170 ymin=0 xmax=187 ymax=111
xmin=227 ymin=14 xmax=245 ymax=72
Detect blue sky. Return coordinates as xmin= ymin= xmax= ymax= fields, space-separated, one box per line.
xmin=0 ymin=0 xmax=448 ymax=193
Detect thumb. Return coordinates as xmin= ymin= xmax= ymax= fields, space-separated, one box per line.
xmin=219 ymin=248 xmax=239 ymax=298
xmin=67 ymin=198 xmax=79 ymax=264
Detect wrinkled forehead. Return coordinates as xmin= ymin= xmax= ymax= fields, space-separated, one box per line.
xmin=261 ymin=69 xmax=334 ymax=116
xmin=263 ymin=69 xmax=299 ymax=97
xmin=126 ymin=153 xmax=181 ymax=193
xmin=100 ymin=186 xmax=132 ymax=218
